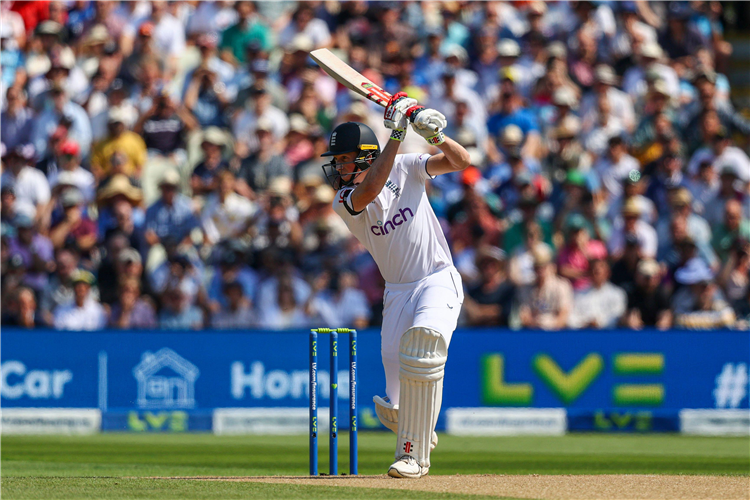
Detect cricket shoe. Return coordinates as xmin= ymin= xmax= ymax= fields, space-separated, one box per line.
xmin=387 ymin=455 xmax=429 ymax=479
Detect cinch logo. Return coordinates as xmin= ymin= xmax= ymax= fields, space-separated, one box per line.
xmin=371 ymin=207 xmax=413 ymax=236
xmin=403 ymin=441 xmax=412 ymax=453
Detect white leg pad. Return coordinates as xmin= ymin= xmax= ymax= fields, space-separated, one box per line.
xmin=373 ymin=395 xmax=398 ymax=433
xmin=374 ymin=395 xmax=438 ymax=451
xmin=396 ymin=327 xmax=447 ymax=469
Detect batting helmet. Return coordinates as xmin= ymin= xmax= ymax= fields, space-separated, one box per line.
xmin=321 ymin=122 xmax=380 ymax=190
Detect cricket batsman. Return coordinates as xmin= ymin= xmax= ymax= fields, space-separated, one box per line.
xmin=322 ymin=93 xmax=470 ymax=478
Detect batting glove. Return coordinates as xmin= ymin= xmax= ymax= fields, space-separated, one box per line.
xmin=384 ymin=92 xmax=418 ymax=141
xmin=411 ymin=108 xmax=447 ymax=145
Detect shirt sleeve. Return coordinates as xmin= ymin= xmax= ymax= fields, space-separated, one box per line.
xmin=407 ymin=153 xmax=434 ymax=184
xmin=332 ymin=187 xmax=363 ymax=218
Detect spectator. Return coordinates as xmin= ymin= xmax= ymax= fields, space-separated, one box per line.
xmin=6 ymin=213 xmax=54 ymax=294
xmin=49 ymin=188 xmax=98 ymax=259
xmin=53 ymin=269 xmax=107 ymax=330
xmin=211 ymin=280 xmax=255 ymax=329
xmin=717 ymin=244 xmax=750 ymax=306
xmin=38 ymin=248 xmax=99 ymax=326
xmin=557 ymin=215 xmax=608 ymax=291
xmin=1 ymin=87 xmax=34 ymax=150
xmin=47 ymin=140 xmax=95 ymax=203
xmin=158 ymin=286 xmax=203 ymax=330
xmin=190 ymin=127 xmax=231 ymax=197
xmin=109 ymin=276 xmax=157 ymax=329
xmin=206 ymin=245 xmax=258 ymax=313
xmin=514 ymin=246 xmax=573 ymax=330
xmin=4 ymin=286 xmax=37 ymax=328
xmin=236 ymin=117 xmax=291 ymax=196
xmin=144 ymin=169 xmax=200 ymax=252
xmin=568 ymin=259 xmax=627 ymax=329
xmin=623 ymin=258 xmax=672 ymax=330
xmin=672 ymin=258 xmax=736 ymax=329
xmin=30 ymin=82 xmax=92 ymax=160
xmin=305 ymin=270 xmax=371 ymax=330
xmin=91 ymin=107 xmax=148 ymax=181
xmin=219 ymin=1 xmax=272 ymax=66
xmin=134 ymin=90 xmax=197 ymax=161
xmin=712 ymin=200 xmax=750 ymax=263
xmin=609 ymin=199 xmax=658 ymax=260
xmin=201 ymin=170 xmax=257 ymax=246
xmin=257 ymin=275 xmax=311 ymax=330
xmin=1 ymin=144 xmax=50 ymax=223
xmin=463 ymin=246 xmax=515 ymax=326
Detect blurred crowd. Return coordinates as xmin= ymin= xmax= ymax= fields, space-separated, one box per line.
xmin=1 ymin=0 xmax=749 ymax=331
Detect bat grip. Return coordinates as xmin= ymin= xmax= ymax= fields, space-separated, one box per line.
xmin=406 ymin=106 xmax=439 ymax=133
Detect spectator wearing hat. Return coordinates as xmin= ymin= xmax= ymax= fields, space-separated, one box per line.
xmin=581 ymin=65 xmax=636 ymax=134
xmin=38 ymin=248 xmax=99 ymax=326
xmin=514 ymin=246 xmax=573 ymax=330
xmin=47 ymin=140 xmax=95 ymax=203
xmin=6 ymin=213 xmax=54 ymax=294
xmin=606 ymin=170 xmax=657 ymax=224
xmin=703 ymin=165 xmax=747 ymax=229
xmin=90 ymin=106 xmax=147 ymax=181
xmin=49 ymin=187 xmax=98 ymax=258
xmin=671 ymin=258 xmax=735 ymax=329
xmin=201 ymin=170 xmax=258 ymax=246
xmin=462 ymin=246 xmax=516 ymax=326
xmin=557 ymin=214 xmax=608 ymax=291
xmin=109 ymin=276 xmax=157 ymax=329
xmin=191 ymin=127 xmax=231 ymax=196
xmin=1 ymin=87 xmax=34 ymax=151
xmin=644 ymin=153 xmax=691 ymax=213
xmin=1 ymin=144 xmax=50 ymax=223
xmin=622 ymin=42 xmax=679 ymax=103
xmin=219 ymin=1 xmax=272 ymax=66
xmin=507 ymin=220 xmax=554 ymax=287
xmin=53 ymin=269 xmax=107 ymax=330
xmin=608 ymin=199 xmax=658 ymax=259
xmin=210 ymin=280 xmax=256 ymax=329
xmin=96 ymin=175 xmax=145 ymax=249
xmin=655 ymin=188 xmax=713 ymax=259
xmin=623 ymin=258 xmax=672 ymax=330
xmin=236 ymin=117 xmax=291 ymax=196
xmin=144 ymin=169 xmax=200 ymax=251
xmin=568 ymin=259 xmax=626 ymax=329
xmin=30 ymin=79 xmax=92 ymax=160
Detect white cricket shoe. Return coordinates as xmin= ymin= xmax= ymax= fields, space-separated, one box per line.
xmin=387 ymin=455 xmax=428 ymax=479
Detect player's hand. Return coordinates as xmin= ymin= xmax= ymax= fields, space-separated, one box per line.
xmin=384 ymin=92 xmax=418 ymax=132
xmin=411 ymin=108 xmax=447 ymax=145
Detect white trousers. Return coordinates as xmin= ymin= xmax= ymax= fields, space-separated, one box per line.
xmin=381 ymin=265 xmax=464 ymax=405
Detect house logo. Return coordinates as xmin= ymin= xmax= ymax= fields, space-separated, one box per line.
xmin=133 ymin=348 xmax=200 ymax=409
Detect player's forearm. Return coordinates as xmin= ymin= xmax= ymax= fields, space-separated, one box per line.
xmin=435 ymin=136 xmax=471 ymax=172
xmin=351 ymin=139 xmax=400 ymax=211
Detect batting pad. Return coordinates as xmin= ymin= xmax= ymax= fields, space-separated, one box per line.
xmin=374 ymin=394 xmax=439 ymax=451
xmin=396 ymin=327 xmax=447 ymax=468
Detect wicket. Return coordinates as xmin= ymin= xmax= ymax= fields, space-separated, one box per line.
xmin=309 ymin=328 xmax=358 ymax=476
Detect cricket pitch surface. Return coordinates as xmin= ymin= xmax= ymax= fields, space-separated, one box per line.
xmin=168 ymin=474 xmax=750 ymax=500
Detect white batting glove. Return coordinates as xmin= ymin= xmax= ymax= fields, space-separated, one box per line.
xmin=384 ymin=92 xmax=418 ymax=141
xmin=411 ymin=108 xmax=447 ymax=145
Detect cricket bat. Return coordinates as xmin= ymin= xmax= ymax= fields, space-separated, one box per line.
xmin=309 ymin=48 xmax=436 ymax=132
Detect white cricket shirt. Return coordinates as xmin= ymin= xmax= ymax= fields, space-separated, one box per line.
xmin=333 ymin=153 xmax=453 ymax=284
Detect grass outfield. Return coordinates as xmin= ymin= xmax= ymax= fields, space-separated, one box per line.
xmin=2 ymin=432 xmax=748 ymax=499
